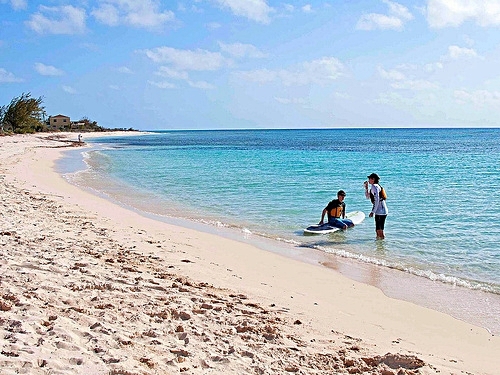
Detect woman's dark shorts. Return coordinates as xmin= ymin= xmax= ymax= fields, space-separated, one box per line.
xmin=375 ymin=214 xmax=387 ymax=230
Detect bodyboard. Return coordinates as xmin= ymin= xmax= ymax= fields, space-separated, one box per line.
xmin=303 ymin=211 xmax=365 ymax=235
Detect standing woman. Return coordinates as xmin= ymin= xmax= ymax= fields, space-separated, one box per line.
xmin=364 ymin=173 xmax=388 ymax=239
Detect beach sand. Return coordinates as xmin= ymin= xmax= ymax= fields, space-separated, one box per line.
xmin=1 ymin=132 xmax=499 ymax=375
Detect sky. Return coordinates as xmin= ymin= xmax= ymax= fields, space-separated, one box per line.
xmin=1 ymin=0 xmax=500 ymax=130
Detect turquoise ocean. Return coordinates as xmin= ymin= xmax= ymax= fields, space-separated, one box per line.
xmin=59 ymin=128 xmax=500 ymax=334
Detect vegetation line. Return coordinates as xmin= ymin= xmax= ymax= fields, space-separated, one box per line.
xmin=1 ymin=92 xmax=135 ymax=134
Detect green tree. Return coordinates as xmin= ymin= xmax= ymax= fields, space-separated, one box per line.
xmin=0 ymin=92 xmax=46 ymax=133
xmin=0 ymin=106 xmax=5 ymax=133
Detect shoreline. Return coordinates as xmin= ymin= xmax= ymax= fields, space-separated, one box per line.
xmin=1 ymin=132 xmax=499 ymax=374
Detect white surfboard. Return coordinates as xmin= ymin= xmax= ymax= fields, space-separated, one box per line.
xmin=303 ymin=211 xmax=365 ymax=235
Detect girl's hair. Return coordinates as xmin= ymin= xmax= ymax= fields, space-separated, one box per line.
xmin=367 ymin=173 xmax=380 ymax=184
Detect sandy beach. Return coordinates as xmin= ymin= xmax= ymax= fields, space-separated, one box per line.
xmin=1 ymin=132 xmax=499 ymax=375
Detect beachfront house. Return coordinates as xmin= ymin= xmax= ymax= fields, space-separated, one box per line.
xmin=48 ymin=114 xmax=70 ymax=130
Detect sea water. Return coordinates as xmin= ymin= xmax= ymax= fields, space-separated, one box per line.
xmin=59 ymin=128 xmax=500 ymax=333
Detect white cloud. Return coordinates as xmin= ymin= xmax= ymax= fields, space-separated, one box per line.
xmin=454 ymin=89 xmax=500 ymax=106
xmin=283 ymin=57 xmax=344 ymax=85
xmin=378 ymin=66 xmax=406 ymax=81
xmin=26 ymin=5 xmax=86 ymax=35
xmin=188 ymin=80 xmax=216 ymax=89
xmin=206 ymin=22 xmax=221 ymax=30
xmin=334 ymin=92 xmax=350 ymax=99
xmin=156 ymin=66 xmax=189 ymax=80
xmin=275 ymin=97 xmax=307 ymax=105
xmin=374 ymin=91 xmax=406 ymax=105
xmin=143 ymin=46 xmax=229 ymax=71
xmin=34 ymin=63 xmax=64 ymax=76
xmin=118 ymin=66 xmax=133 ymax=74
xmin=81 ymin=42 xmax=100 ymax=52
xmin=391 ymin=79 xmax=439 ymax=90
xmin=302 ymin=4 xmax=313 ymax=13
xmin=0 ymin=68 xmax=24 ymax=83
xmin=92 ymin=0 xmax=175 ymax=30
xmin=424 ymin=62 xmax=444 ymax=72
xmin=357 ymin=0 xmax=413 ymax=31
xmin=0 ymin=68 xmax=23 ymax=83
xmin=2 ymin=0 xmax=27 ymax=10
xmin=385 ymin=0 xmax=413 ymax=19
xmin=92 ymin=4 xmax=119 ymax=26
xmin=463 ymin=34 xmax=475 ymax=47
xmin=148 ymin=80 xmax=176 ymax=89
xmin=236 ymin=57 xmax=344 ymax=86
xmin=236 ymin=68 xmax=277 ymax=83
xmin=357 ymin=14 xmax=404 ymax=30
xmin=378 ymin=66 xmax=439 ymax=90
xmin=446 ymin=45 xmax=479 ymax=59
xmin=427 ymin=0 xmax=500 ymax=28
xmin=148 ymin=79 xmax=215 ymax=90
xmin=62 ymin=85 xmax=77 ymax=94
xmin=218 ymin=42 xmax=267 ymax=59
xmin=177 ymin=2 xmax=202 ymax=13
xmin=144 ymin=46 xmax=233 ymax=90
xmin=153 ymin=68 xmax=216 ymax=90
xmin=214 ymin=0 xmax=274 ymax=24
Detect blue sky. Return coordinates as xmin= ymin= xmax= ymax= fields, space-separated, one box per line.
xmin=1 ymin=0 xmax=500 ymax=130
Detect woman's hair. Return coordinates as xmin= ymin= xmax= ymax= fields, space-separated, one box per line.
xmin=367 ymin=173 xmax=380 ymax=184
